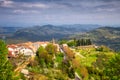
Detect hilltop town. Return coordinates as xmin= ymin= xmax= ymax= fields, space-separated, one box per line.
xmin=8 ymin=41 xmax=52 ymax=57
xmin=0 ymin=39 xmax=117 ymax=80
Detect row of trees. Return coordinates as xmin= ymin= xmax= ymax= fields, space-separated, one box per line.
xmin=67 ymin=39 xmax=92 ymax=47
xmin=76 ymin=39 xmax=92 ymax=46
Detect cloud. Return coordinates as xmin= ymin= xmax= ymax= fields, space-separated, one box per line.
xmin=96 ymin=8 xmax=115 ymax=12
xmin=0 ymin=0 xmax=120 ymax=26
xmin=100 ymin=0 xmax=120 ymax=2
xmin=1 ymin=0 xmax=120 ymax=15
xmin=0 ymin=0 xmax=14 ymax=8
xmin=21 ymin=3 xmax=49 ymax=8
xmin=0 ymin=0 xmax=49 ymax=9
xmin=13 ymin=9 xmax=40 ymax=14
xmin=0 ymin=0 xmax=49 ymax=14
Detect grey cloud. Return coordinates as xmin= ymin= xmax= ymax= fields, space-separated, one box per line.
xmin=0 ymin=0 xmax=120 ymax=26
xmin=0 ymin=1 xmax=50 ymax=15
xmin=100 ymin=0 xmax=120 ymax=2
xmin=0 ymin=0 xmax=14 ymax=8
xmin=0 ymin=0 xmax=49 ymax=8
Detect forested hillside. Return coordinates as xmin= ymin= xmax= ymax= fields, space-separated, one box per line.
xmin=9 ymin=24 xmax=100 ymax=41
xmin=70 ymin=27 xmax=120 ymax=51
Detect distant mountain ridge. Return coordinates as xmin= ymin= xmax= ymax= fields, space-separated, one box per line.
xmin=0 ymin=25 xmax=119 ymax=51
xmin=59 ymin=24 xmax=100 ymax=32
xmin=0 ymin=27 xmax=23 ymax=39
xmin=0 ymin=27 xmax=22 ymax=34
xmin=11 ymin=24 xmax=101 ymax=41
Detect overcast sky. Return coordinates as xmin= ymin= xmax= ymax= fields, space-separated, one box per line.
xmin=0 ymin=0 xmax=120 ymax=26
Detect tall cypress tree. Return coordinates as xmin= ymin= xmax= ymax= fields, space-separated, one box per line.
xmin=87 ymin=39 xmax=92 ymax=45
xmin=76 ymin=40 xmax=80 ymax=46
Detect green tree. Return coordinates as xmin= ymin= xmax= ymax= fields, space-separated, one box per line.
xmin=67 ymin=40 xmax=76 ymax=47
xmin=81 ymin=39 xmax=85 ymax=46
xmin=45 ymin=43 xmax=57 ymax=55
xmin=104 ymin=53 xmax=120 ymax=80
xmin=76 ymin=40 xmax=80 ymax=46
xmin=59 ymin=39 xmax=67 ymax=44
xmin=36 ymin=46 xmax=48 ymax=67
xmin=67 ymin=67 xmax=75 ymax=79
xmin=36 ymin=46 xmax=54 ymax=68
xmin=0 ymin=40 xmax=16 ymax=80
xmin=86 ymin=39 xmax=92 ymax=45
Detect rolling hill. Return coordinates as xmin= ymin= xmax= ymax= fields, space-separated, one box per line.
xmin=0 ymin=27 xmax=22 ymax=34
xmin=11 ymin=24 xmax=100 ymax=41
xmin=70 ymin=27 xmax=120 ymax=51
xmin=0 ymin=27 xmax=23 ymax=39
xmin=1 ymin=25 xmax=119 ymax=51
